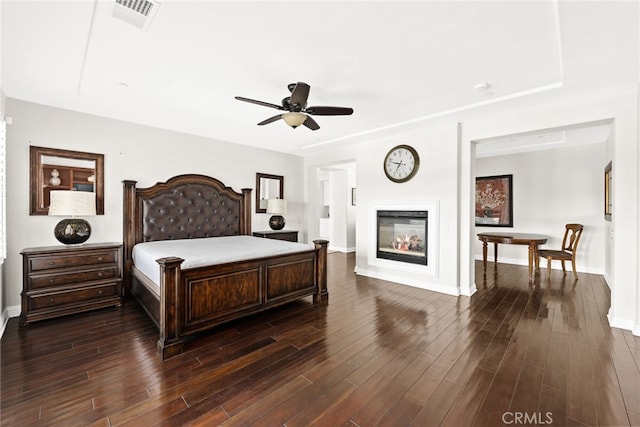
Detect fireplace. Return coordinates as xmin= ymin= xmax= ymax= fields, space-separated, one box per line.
xmin=377 ymin=210 xmax=428 ymax=265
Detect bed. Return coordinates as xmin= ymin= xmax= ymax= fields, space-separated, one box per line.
xmin=123 ymin=174 xmax=328 ymax=360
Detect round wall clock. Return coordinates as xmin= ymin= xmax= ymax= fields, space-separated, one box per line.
xmin=383 ymin=144 xmax=420 ymax=183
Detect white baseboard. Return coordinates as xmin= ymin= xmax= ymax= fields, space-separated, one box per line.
xmin=328 ymin=245 xmax=355 ymax=253
xmin=0 ymin=305 xmax=18 ymax=338
xmin=608 ymin=313 xmax=638 ymax=335
xmin=7 ymin=304 xmax=20 ymax=317
xmin=473 ymin=255 xmax=603 ymax=275
xmin=0 ymin=307 xmax=8 ymax=339
xmin=355 ymin=266 xmax=460 ymax=296
xmin=459 ymin=283 xmax=477 ymax=297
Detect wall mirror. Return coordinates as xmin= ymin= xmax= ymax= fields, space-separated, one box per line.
xmin=255 ymin=172 xmax=283 ymax=213
xmin=30 ymin=146 xmax=104 ymax=215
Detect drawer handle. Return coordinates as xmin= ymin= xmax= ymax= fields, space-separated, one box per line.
xmin=97 ymin=257 xmax=104 ymax=261
xmin=49 ymin=279 xmax=54 ymax=284
xmin=97 ymin=272 xmax=103 ymax=277
xmin=49 ymin=297 xmax=55 ymax=303
xmin=49 ymin=261 xmax=56 ymax=266
xmin=97 ymin=290 xmax=103 ymax=295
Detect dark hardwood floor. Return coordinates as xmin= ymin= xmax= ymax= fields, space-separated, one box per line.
xmin=2 ymin=253 xmax=640 ymax=426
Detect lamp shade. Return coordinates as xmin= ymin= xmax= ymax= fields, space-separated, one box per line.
xmin=282 ymin=112 xmax=306 ymax=128
xmin=266 ymin=199 xmax=287 ymax=214
xmin=49 ymin=190 xmax=96 ymax=216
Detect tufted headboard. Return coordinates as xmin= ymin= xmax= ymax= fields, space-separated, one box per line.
xmin=123 ymin=174 xmax=252 ymax=278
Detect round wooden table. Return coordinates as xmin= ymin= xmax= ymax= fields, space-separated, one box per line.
xmin=477 ymin=232 xmax=548 ymax=281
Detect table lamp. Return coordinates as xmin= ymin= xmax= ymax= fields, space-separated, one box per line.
xmin=48 ymin=190 xmax=96 ymax=244
xmin=266 ymin=199 xmax=287 ymax=230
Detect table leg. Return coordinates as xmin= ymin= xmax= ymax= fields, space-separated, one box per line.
xmin=493 ymin=243 xmax=498 ymax=264
xmin=528 ymin=242 xmax=535 ymax=281
xmin=482 ymin=241 xmax=488 ymax=271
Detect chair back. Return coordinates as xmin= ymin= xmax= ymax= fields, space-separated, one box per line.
xmin=561 ymin=223 xmax=583 ymax=254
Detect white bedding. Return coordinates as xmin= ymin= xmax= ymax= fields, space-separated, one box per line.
xmin=132 ymin=235 xmax=314 ymax=287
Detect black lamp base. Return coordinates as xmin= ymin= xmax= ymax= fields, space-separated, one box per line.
xmin=269 ymin=215 xmax=285 ymax=231
xmin=54 ymin=218 xmax=91 ymax=245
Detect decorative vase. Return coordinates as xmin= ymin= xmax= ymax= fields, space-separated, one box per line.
xmin=269 ymin=215 xmax=285 ymax=230
xmin=54 ymin=218 xmax=91 ymax=244
xmin=49 ymin=169 xmax=61 ymax=186
xmin=483 ymin=208 xmax=493 ymax=218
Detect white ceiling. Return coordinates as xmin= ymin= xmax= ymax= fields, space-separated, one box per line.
xmin=475 ymin=120 xmax=613 ymax=158
xmin=1 ymin=1 xmax=638 ymax=155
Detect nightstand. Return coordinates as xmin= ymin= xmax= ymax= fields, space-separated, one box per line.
xmin=252 ymin=230 xmax=299 ymax=242
xmin=20 ymin=242 xmax=123 ymax=325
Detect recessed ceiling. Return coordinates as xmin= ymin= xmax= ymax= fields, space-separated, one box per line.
xmin=475 ymin=121 xmax=612 ymax=158
xmin=1 ymin=1 xmax=638 ymax=154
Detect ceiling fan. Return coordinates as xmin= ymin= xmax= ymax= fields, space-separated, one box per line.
xmin=235 ymin=82 xmax=354 ymax=130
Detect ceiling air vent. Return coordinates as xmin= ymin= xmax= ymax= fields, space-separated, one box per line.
xmin=112 ymin=0 xmax=161 ymax=31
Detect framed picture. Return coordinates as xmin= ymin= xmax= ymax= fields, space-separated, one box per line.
xmin=351 ymin=188 xmax=356 ymax=206
xmin=604 ymin=161 xmax=612 ymax=221
xmin=475 ymin=174 xmax=513 ymax=227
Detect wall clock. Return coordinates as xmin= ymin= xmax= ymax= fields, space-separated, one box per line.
xmin=383 ymin=144 xmax=420 ymax=183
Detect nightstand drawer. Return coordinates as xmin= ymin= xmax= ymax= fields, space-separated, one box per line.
xmin=29 ymin=250 xmax=118 ymax=272
xmin=29 ymin=266 xmax=120 ymax=289
xmin=29 ymin=284 xmax=119 ymax=310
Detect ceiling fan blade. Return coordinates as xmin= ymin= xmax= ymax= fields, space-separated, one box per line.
xmin=305 ymin=106 xmax=354 ymax=116
xmin=235 ymin=96 xmax=284 ymax=110
xmin=257 ymin=115 xmax=283 ymax=126
xmin=303 ymin=115 xmax=320 ymax=130
xmin=289 ymin=82 xmax=310 ymax=108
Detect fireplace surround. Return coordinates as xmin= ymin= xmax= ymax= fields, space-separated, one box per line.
xmin=366 ymin=202 xmax=439 ymax=283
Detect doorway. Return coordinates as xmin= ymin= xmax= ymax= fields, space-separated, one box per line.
xmin=472 ymin=120 xmax=612 ymax=281
xmin=315 ymin=162 xmax=356 ymax=252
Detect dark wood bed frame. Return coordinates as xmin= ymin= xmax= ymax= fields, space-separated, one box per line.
xmin=123 ymin=174 xmax=328 ymax=360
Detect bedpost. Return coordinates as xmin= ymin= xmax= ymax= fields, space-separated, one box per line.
xmin=156 ymin=256 xmax=185 ymax=360
xmin=122 ymin=180 xmax=138 ymax=294
xmin=313 ymin=239 xmax=329 ymax=303
xmin=240 ymin=188 xmax=252 ymax=235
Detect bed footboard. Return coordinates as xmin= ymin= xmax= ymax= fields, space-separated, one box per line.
xmin=155 ymin=240 xmax=329 ymax=360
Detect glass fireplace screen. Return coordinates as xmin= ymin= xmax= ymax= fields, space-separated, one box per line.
xmin=377 ymin=210 xmax=428 ymax=265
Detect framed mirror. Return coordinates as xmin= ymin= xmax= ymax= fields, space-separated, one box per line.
xmin=255 ymin=172 xmax=283 ymax=213
xmin=30 ymin=146 xmax=104 ymax=215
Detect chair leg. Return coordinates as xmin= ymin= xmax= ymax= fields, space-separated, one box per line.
xmin=571 ymin=259 xmax=578 ymax=280
xmin=547 ymin=258 xmax=552 ymax=278
xmin=561 ymin=260 xmax=566 ymax=275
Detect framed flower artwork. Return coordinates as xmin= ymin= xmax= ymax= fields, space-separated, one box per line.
xmin=475 ymin=174 xmax=513 ymax=227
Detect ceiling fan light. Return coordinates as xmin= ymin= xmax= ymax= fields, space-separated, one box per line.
xmin=282 ymin=112 xmax=306 ymax=128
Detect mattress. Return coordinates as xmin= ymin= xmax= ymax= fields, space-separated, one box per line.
xmin=132 ymin=235 xmax=314 ymax=287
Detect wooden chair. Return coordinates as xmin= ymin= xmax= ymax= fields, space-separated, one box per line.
xmin=537 ymin=224 xmax=584 ymax=280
